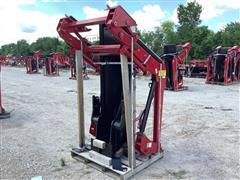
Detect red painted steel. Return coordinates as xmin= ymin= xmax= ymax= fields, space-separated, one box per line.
xmin=57 ymin=5 xmax=166 ymax=156
xmin=206 ymin=46 xmax=239 ymax=85
xmin=187 ymin=59 xmax=208 ymax=78
xmin=26 ymin=51 xmax=41 ymax=74
xmin=161 ymin=43 xmax=191 ymax=90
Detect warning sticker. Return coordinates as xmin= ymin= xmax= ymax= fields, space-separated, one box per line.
xmin=158 ymin=70 xmax=166 ymax=77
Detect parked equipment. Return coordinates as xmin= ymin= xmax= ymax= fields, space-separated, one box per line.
xmin=57 ymin=5 xmax=166 ymax=179
xmin=0 ymin=63 xmax=10 ymax=119
xmin=206 ymin=46 xmax=239 ymax=85
xmin=69 ymin=59 xmax=89 ymax=80
xmin=161 ymin=43 xmax=191 ymax=91
xmin=187 ymin=59 xmax=208 ymax=78
xmin=67 ymin=50 xmax=89 ymax=80
xmin=26 ymin=51 xmax=41 ymax=74
xmin=44 ymin=53 xmax=60 ymax=76
xmin=234 ymin=48 xmax=240 ymax=81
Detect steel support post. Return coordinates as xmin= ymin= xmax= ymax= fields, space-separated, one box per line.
xmin=36 ymin=57 xmax=39 ymax=73
xmin=76 ymin=49 xmax=85 ymax=148
xmin=120 ymin=54 xmax=135 ymax=169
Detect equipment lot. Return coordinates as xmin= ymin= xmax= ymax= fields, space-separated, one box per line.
xmin=1 ymin=66 xmax=239 ymax=179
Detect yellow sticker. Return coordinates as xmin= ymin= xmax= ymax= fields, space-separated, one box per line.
xmin=158 ymin=70 xmax=166 ymax=77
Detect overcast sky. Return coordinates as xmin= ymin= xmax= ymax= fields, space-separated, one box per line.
xmin=0 ymin=0 xmax=239 ymax=46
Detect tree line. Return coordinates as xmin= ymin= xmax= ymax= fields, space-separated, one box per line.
xmin=139 ymin=1 xmax=240 ymax=59
xmin=0 ymin=1 xmax=239 ymax=60
xmin=0 ymin=37 xmax=70 ymax=57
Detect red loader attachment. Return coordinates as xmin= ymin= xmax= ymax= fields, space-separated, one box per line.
xmin=44 ymin=52 xmax=60 ymax=76
xmin=26 ymin=51 xmax=41 ymax=74
xmin=57 ymin=5 xmax=166 ymax=179
xmin=69 ymin=60 xmax=89 ymax=80
xmin=0 ymin=56 xmax=8 ymax=65
xmin=0 ymin=56 xmax=25 ymax=66
xmin=67 ymin=49 xmax=89 ymax=80
xmin=206 ymin=46 xmax=239 ymax=85
xmin=234 ymin=48 xmax=240 ymax=81
xmin=161 ymin=43 xmax=191 ymax=91
xmin=187 ymin=59 xmax=208 ymax=78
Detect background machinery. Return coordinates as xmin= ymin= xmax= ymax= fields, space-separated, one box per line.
xmin=161 ymin=43 xmax=191 ymax=91
xmin=44 ymin=52 xmax=60 ymax=76
xmin=67 ymin=53 xmax=89 ymax=80
xmin=186 ymin=59 xmax=208 ymax=78
xmin=68 ymin=48 xmax=98 ymax=80
xmin=25 ymin=51 xmax=41 ymax=74
xmin=57 ymin=5 xmax=166 ymax=179
xmin=206 ymin=46 xmax=239 ymax=85
xmin=234 ymin=48 xmax=240 ymax=81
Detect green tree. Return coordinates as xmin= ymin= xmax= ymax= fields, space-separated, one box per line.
xmin=213 ymin=22 xmax=240 ymax=47
xmin=191 ymin=26 xmax=215 ymax=59
xmin=16 ymin=40 xmax=29 ymax=56
xmin=57 ymin=41 xmax=70 ymax=56
xmin=139 ymin=27 xmax=164 ymax=55
xmin=177 ymin=0 xmax=202 ymax=27
xmin=161 ymin=20 xmax=178 ymax=44
xmin=30 ymin=37 xmax=60 ymax=56
xmin=0 ymin=43 xmax=17 ymax=56
xmin=177 ymin=1 xmax=202 ymax=44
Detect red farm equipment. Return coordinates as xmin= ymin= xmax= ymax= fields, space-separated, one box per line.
xmin=161 ymin=43 xmax=191 ymax=91
xmin=57 ymin=5 xmax=167 ymax=179
xmin=0 ymin=63 xmax=10 ymax=119
xmin=9 ymin=56 xmax=26 ymax=67
xmin=68 ymin=48 xmax=99 ymax=80
xmin=26 ymin=51 xmax=41 ymax=74
xmin=0 ymin=56 xmax=8 ymax=65
xmin=0 ymin=56 xmax=25 ymax=66
xmin=52 ymin=52 xmax=71 ymax=69
xmin=44 ymin=52 xmax=60 ymax=76
xmin=69 ymin=59 xmax=89 ymax=80
xmin=187 ymin=59 xmax=208 ymax=78
xmin=234 ymin=48 xmax=240 ymax=81
xmin=206 ymin=46 xmax=239 ymax=85
xmin=44 ymin=52 xmax=74 ymax=76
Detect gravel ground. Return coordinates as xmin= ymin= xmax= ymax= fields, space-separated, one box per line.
xmin=0 ymin=66 xmax=239 ymax=180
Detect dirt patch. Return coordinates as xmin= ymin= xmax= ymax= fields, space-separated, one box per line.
xmin=1 ymin=67 xmax=239 ymax=179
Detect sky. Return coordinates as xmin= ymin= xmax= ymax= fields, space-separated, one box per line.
xmin=0 ymin=0 xmax=239 ymax=46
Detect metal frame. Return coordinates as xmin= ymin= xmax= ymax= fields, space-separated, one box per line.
xmin=72 ymin=50 xmax=163 ymax=179
xmin=161 ymin=43 xmax=191 ymax=91
xmin=186 ymin=59 xmax=208 ymax=78
xmin=206 ymin=46 xmax=239 ymax=85
xmin=26 ymin=51 xmax=41 ymax=74
xmin=57 ymin=5 xmax=167 ymax=179
xmin=234 ymin=51 xmax=240 ymax=81
xmin=44 ymin=53 xmax=60 ymax=77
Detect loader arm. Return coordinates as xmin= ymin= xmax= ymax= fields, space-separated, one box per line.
xmin=57 ymin=5 xmax=166 ymax=156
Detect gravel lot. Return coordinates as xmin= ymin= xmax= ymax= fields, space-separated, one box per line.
xmin=0 ymin=66 xmax=239 ymax=179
